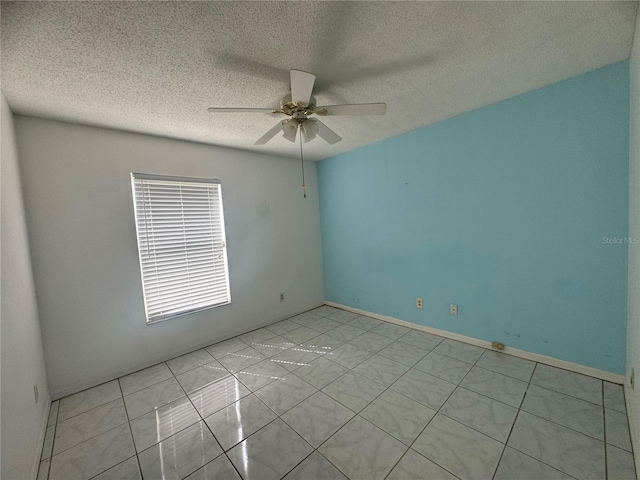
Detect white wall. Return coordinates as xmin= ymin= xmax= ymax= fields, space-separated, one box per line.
xmin=14 ymin=117 xmax=324 ymax=398
xmin=628 ymin=6 xmax=640 ymax=471
xmin=1 ymin=97 xmax=50 ymax=479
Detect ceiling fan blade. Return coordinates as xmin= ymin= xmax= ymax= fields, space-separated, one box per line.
xmin=208 ymin=107 xmax=280 ymax=113
xmin=315 ymin=119 xmax=342 ymax=145
xmin=290 ymin=70 xmax=316 ymax=106
xmin=315 ymin=103 xmax=387 ymax=116
xmin=254 ymin=121 xmax=284 ymax=145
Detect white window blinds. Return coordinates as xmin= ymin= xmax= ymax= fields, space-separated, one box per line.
xmin=131 ymin=173 xmax=231 ymax=323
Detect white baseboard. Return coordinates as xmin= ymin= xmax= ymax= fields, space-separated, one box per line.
xmin=50 ymin=302 xmax=325 ymax=400
xmin=325 ymin=301 xmax=626 ymax=385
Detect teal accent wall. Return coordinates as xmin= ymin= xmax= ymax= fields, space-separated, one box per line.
xmin=318 ymin=61 xmax=630 ymax=374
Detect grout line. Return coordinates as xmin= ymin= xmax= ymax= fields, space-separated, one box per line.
xmin=490 ymin=360 xmax=534 ymax=480
xmin=166 ymin=355 xmax=236 ymax=479
xmin=43 ymin=401 xmax=60 ymax=480
xmin=116 ymin=380 xmax=144 ymax=480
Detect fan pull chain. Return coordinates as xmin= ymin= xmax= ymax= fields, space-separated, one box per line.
xmin=299 ymin=125 xmax=306 ymax=198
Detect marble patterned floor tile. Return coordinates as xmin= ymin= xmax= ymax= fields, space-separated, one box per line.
xmin=48 ymin=423 xmax=135 ymax=480
xmin=390 ymin=368 xmax=456 ymax=410
xmin=413 ymin=414 xmax=503 ymax=480
xmin=204 ymin=337 xmax=248 ymax=359
xmin=370 ymin=322 xmax=411 ymax=340
xmin=129 ymin=396 xmax=201 ymax=452
xmin=440 ymin=387 xmax=518 ymax=443
xmin=254 ymin=373 xmax=317 ymax=415
xmin=37 ymin=459 xmax=49 ymax=480
xmin=319 ymin=416 xmax=407 ymax=480
xmin=306 ymin=317 xmax=343 ymax=334
xmin=349 ymin=331 xmax=394 ymax=352
xmin=119 ymin=363 xmax=173 ymax=396
xmin=289 ymin=311 xmax=324 ymax=326
xmin=283 ymin=451 xmax=348 ymax=480
xmin=414 ymin=352 xmax=474 ymax=384
xmin=176 ymin=360 xmax=230 ymax=393
xmin=521 ymin=384 xmax=604 ymax=440
xmin=248 ymin=335 xmax=293 ymax=357
xmin=185 ymin=454 xmax=242 ymax=480
xmin=352 ymin=354 xmax=410 ymax=387
xmin=281 ymin=391 xmax=355 ymax=448
xmin=92 ymin=456 xmax=141 ymax=480
xmin=606 ymin=443 xmax=638 ymax=480
xmin=188 ymin=376 xmax=251 ymax=417
xmin=531 ymin=364 xmax=602 ymax=405
xmin=166 ymin=349 xmax=215 ymax=376
xmin=508 ymin=411 xmax=605 ymax=480
xmin=138 ymin=421 xmax=222 ymax=480
xmin=605 ymin=408 xmax=633 ymax=451
xmin=217 ymin=346 xmax=267 ymax=372
xmin=360 ymin=389 xmax=436 ymax=445
xmin=293 ymin=356 xmax=349 ymax=389
xmin=268 ymin=346 xmax=320 ymax=372
xmin=233 ymin=359 xmax=289 ymax=391
xmin=54 ymin=398 xmax=128 ymax=454
xmin=58 ymin=380 xmax=122 ymax=421
xmin=327 ymin=309 xmax=361 ymax=323
xmin=326 ymin=343 xmax=373 ymax=369
xmin=433 ymin=339 xmax=485 ymax=364
xmin=123 ymin=377 xmax=186 ymax=420
xmin=312 ymin=305 xmax=342 ymax=318
xmin=227 ymin=418 xmax=313 ymax=480
xmin=265 ymin=319 xmax=301 ymax=335
xmin=281 ymin=325 xmax=321 ymax=344
xmin=386 ymin=449 xmax=458 ymax=480
xmin=204 ymin=394 xmax=277 ymax=451
xmin=493 ymin=447 xmax=573 ymax=480
xmin=48 ymin=400 xmax=59 ymax=426
xmin=41 ymin=425 xmax=54 ymax=460
xmin=238 ymin=327 xmax=278 ymax=345
xmin=300 ymin=333 xmax=345 ymax=353
xmin=325 ymin=324 xmax=369 ymax=343
xmin=347 ymin=315 xmax=383 ymax=331
xmin=398 ymin=330 xmax=444 ymax=351
xmin=377 ymin=340 xmax=429 ymax=367
xmin=604 ymin=382 xmax=627 ymax=413
xmin=460 ymin=366 xmax=528 ymax=407
xmin=322 ymin=371 xmax=386 ymax=413
xmin=476 ymin=350 xmax=536 ymax=382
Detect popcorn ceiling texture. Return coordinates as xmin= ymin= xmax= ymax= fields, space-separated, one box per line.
xmin=1 ymin=1 xmax=636 ymax=161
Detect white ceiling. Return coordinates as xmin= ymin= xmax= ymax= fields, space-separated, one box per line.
xmin=1 ymin=1 xmax=637 ymax=161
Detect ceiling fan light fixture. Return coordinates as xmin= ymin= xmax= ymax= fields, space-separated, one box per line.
xmin=301 ymin=119 xmax=318 ymax=143
xmin=281 ymin=119 xmax=298 ymax=142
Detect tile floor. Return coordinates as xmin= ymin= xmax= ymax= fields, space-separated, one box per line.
xmin=38 ymin=305 xmax=637 ymax=480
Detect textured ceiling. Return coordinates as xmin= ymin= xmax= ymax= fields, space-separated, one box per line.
xmin=1 ymin=1 xmax=637 ymax=161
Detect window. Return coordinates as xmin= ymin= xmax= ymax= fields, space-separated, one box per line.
xmin=131 ymin=173 xmax=230 ymax=323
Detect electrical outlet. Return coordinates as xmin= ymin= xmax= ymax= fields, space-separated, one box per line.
xmin=450 ymin=304 xmax=458 ymax=315
xmin=34 ymin=384 xmax=39 ymax=404
xmin=491 ymin=341 xmax=505 ymax=350
xmin=279 ymin=292 xmax=285 ymax=302
xmin=416 ymin=298 xmax=423 ymax=309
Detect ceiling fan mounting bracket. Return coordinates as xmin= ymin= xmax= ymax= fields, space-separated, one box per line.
xmin=280 ymin=94 xmax=317 ymax=117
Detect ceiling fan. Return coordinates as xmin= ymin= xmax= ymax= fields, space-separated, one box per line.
xmin=207 ymin=70 xmax=387 ymax=145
